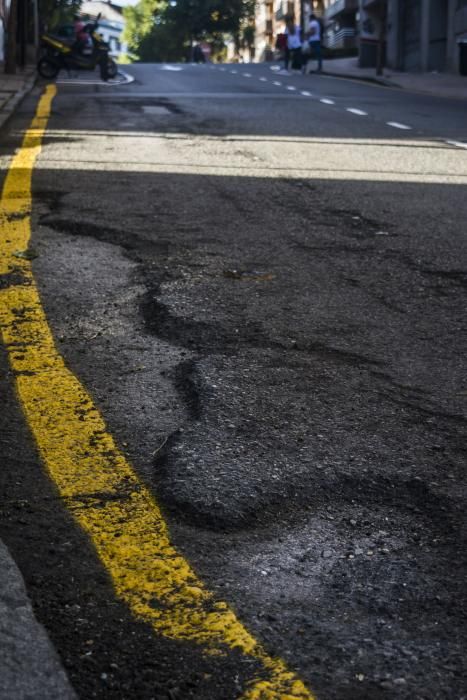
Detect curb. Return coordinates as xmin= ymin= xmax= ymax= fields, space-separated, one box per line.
xmin=0 ymin=72 xmax=38 ymax=131
xmin=0 ymin=541 xmax=77 ymax=699
xmin=112 ymin=68 xmax=135 ymax=85
xmin=318 ymin=69 xmax=467 ymax=100
xmin=54 ymin=67 xmax=134 ymax=87
xmin=320 ymin=69 xmax=400 ymax=89
xmin=268 ymin=62 xmax=401 ymax=90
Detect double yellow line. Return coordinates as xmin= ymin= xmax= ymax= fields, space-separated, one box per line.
xmin=0 ymin=85 xmax=315 ymax=700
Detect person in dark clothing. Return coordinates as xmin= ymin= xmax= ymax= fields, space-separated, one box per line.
xmin=275 ymin=32 xmax=288 ymax=70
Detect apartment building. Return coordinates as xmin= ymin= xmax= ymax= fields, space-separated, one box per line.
xmin=79 ymin=1 xmax=127 ymax=58
xmin=358 ymin=0 xmax=467 ymax=74
xmin=254 ymin=0 xmax=277 ymax=61
xmin=323 ymin=0 xmax=467 ymax=74
xmin=252 ymin=0 xmax=467 ymax=72
xmin=1 ymin=0 xmax=39 ymax=65
xmin=386 ymin=0 xmax=467 ymax=74
xmin=323 ymin=0 xmax=359 ymax=50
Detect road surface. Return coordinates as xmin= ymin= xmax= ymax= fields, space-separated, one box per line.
xmin=0 ymin=63 xmax=466 ymax=699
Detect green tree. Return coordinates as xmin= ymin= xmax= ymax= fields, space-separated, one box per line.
xmin=123 ymin=0 xmax=160 ymax=56
xmin=167 ymin=0 xmax=255 ymax=42
xmin=39 ymin=0 xmax=81 ymax=31
xmin=137 ymin=18 xmax=186 ymax=63
xmin=124 ymin=0 xmax=255 ymax=63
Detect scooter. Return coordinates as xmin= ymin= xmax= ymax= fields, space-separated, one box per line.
xmin=37 ymin=14 xmax=118 ymax=81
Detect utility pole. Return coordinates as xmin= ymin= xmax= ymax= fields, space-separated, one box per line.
xmin=18 ymin=0 xmax=27 ymax=68
xmin=4 ymin=0 xmax=18 ymax=73
xmin=33 ymin=0 xmax=40 ymax=59
xmin=376 ymin=1 xmax=386 ymax=76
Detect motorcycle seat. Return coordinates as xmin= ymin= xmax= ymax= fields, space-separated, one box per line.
xmin=46 ymin=33 xmax=75 ymax=47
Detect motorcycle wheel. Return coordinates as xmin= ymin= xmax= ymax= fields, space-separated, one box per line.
xmin=99 ymin=58 xmax=109 ymax=81
xmin=107 ymin=58 xmax=118 ymax=79
xmin=37 ymin=57 xmax=59 ymax=79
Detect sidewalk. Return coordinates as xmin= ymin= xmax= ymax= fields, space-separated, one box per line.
xmin=320 ymin=56 xmax=467 ymax=100
xmin=0 ymin=64 xmax=37 ymax=130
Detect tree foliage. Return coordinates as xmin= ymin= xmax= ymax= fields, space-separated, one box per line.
xmin=123 ymin=0 xmax=256 ymax=62
xmin=38 ymin=0 xmax=81 ymax=30
xmin=123 ymin=0 xmax=160 ymax=54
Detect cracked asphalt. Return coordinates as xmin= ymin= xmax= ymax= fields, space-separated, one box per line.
xmin=0 ymin=63 xmax=466 ymax=699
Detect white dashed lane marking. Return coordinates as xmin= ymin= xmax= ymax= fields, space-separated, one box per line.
xmin=446 ymin=140 xmax=467 ymax=149
xmin=56 ymin=69 xmax=134 ymax=86
xmin=387 ymin=121 xmax=412 ymax=130
xmin=347 ymin=108 xmax=368 ymax=116
xmin=207 ymin=68 xmax=431 ymax=139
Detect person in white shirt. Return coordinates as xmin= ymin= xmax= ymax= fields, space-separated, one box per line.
xmin=304 ymin=13 xmax=323 ymax=73
xmin=284 ymin=15 xmax=303 ymax=72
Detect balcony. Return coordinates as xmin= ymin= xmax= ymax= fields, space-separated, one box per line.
xmin=275 ymin=0 xmax=297 ymax=21
xmin=325 ymin=26 xmax=357 ymax=49
xmin=275 ymin=1 xmax=285 ymax=21
xmin=324 ymin=0 xmax=358 ymax=21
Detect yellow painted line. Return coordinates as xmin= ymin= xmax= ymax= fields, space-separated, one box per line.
xmin=0 ymin=86 xmax=315 ymax=699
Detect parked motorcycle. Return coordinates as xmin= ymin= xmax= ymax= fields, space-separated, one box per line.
xmin=37 ymin=14 xmax=118 ymax=81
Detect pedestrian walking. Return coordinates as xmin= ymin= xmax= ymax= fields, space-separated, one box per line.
xmin=284 ymin=15 xmax=303 ymax=73
xmin=303 ymin=13 xmax=323 ymax=74
xmin=275 ymin=32 xmax=287 ymax=69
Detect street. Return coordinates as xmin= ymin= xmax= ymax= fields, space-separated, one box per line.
xmin=0 ymin=62 xmax=466 ymax=699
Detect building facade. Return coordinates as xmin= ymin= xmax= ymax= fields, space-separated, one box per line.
xmin=323 ymin=0 xmax=359 ymax=50
xmin=254 ymin=0 xmax=276 ymax=61
xmin=252 ymin=0 xmax=467 ymax=73
xmin=357 ymin=0 xmax=385 ymax=66
xmin=386 ymin=0 xmax=467 ymax=74
xmin=1 ymin=0 xmax=7 ymax=62
xmin=1 ymin=0 xmax=39 ymax=65
xmin=324 ymin=0 xmax=467 ymax=74
xmin=253 ymin=0 xmax=325 ymax=62
xmin=0 ymin=0 xmax=6 ymax=61
xmin=79 ymin=0 xmax=127 ymax=58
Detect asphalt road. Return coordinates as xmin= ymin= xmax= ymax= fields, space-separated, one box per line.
xmin=0 ymin=63 xmax=466 ymax=700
